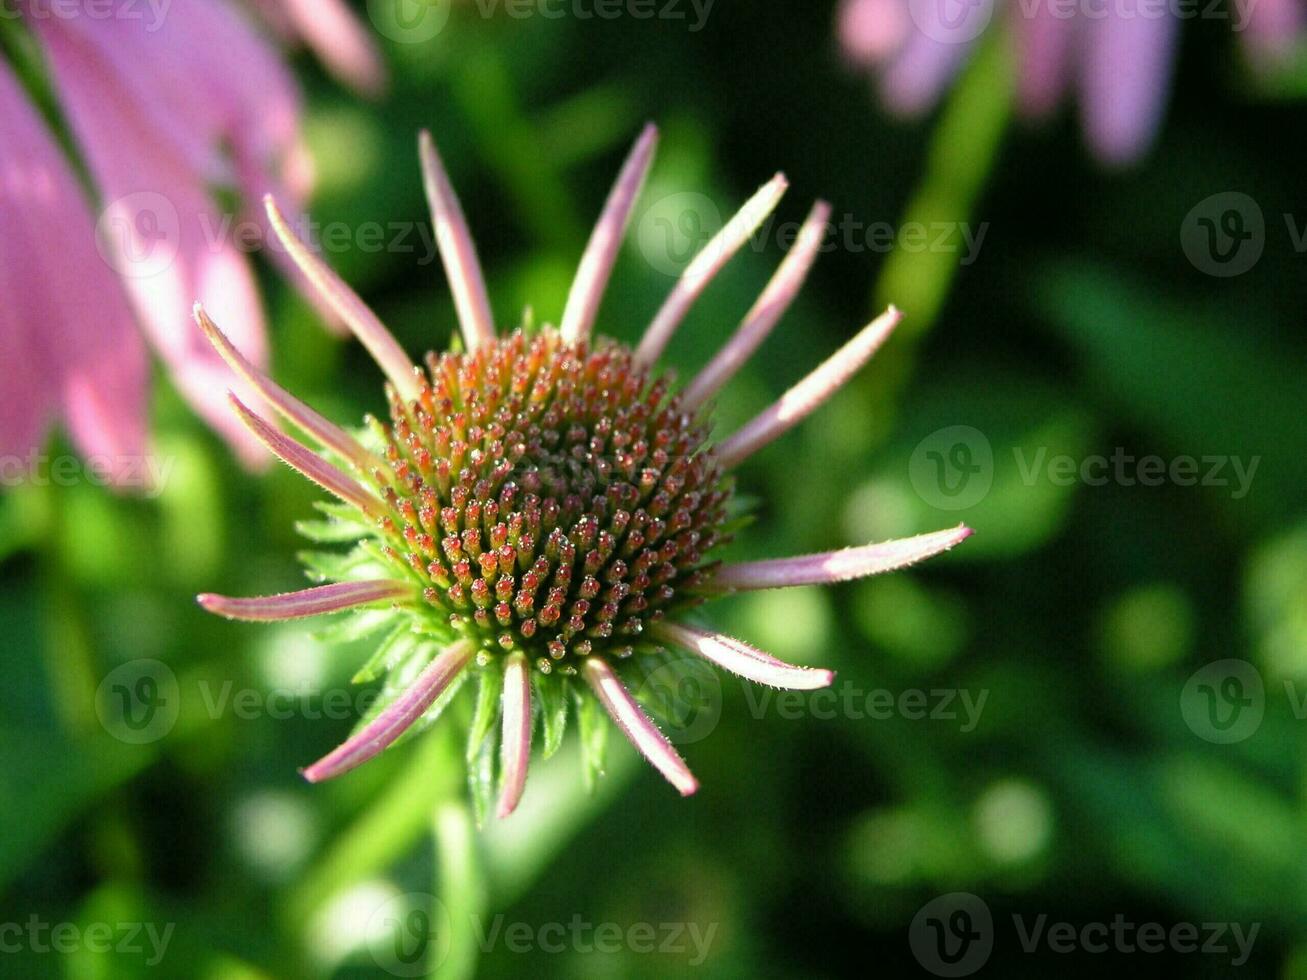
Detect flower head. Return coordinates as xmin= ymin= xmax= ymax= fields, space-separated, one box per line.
xmin=198 ymin=126 xmax=972 ymax=817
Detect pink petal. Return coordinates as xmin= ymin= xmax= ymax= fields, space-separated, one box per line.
xmin=496 ymin=652 xmax=533 ymax=818
xmin=193 ymin=303 xmax=379 ymax=472
xmin=198 ymin=580 xmax=414 ymax=621
xmin=0 ymin=58 xmax=147 ymax=482
xmin=881 ymin=32 xmax=976 ymax=116
xmin=838 ymin=0 xmax=913 ymax=67
xmin=280 ymin=0 xmax=388 ymax=96
xmin=1014 ymin=2 xmax=1078 ymax=117
xmin=32 ymin=15 xmax=272 ymax=466
xmin=654 ymin=622 xmax=834 ymax=691
xmin=716 ymin=305 xmax=902 ymax=467
xmin=560 ymin=123 xmax=659 ymax=345
xmin=1241 ymin=0 xmax=1305 ymax=65
xmin=418 ymin=131 xmax=498 ymax=354
xmin=302 ymin=641 xmax=474 ymax=782
xmin=682 ymin=200 xmax=831 ymax=411
xmin=583 ymin=658 xmax=699 ymax=797
xmin=264 ymin=195 xmax=420 ymax=402
xmin=1079 ymin=9 xmax=1179 ymax=164
xmin=228 ymin=394 xmax=387 ymax=520
xmin=713 ymin=525 xmax=974 ymax=589
xmin=634 ymin=173 xmax=789 ymax=367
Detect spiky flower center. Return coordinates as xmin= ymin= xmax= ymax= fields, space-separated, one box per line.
xmin=370 ymin=328 xmax=730 ymax=675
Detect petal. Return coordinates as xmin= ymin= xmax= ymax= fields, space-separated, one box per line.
xmin=634 ymin=173 xmax=789 ymax=366
xmin=682 ymin=200 xmax=831 ymax=410
xmin=496 ymin=652 xmax=533 ymax=819
xmin=838 ymin=0 xmax=913 ymax=67
xmin=716 ymin=305 xmax=902 ymax=467
xmin=1014 ymin=2 xmax=1078 ymax=117
xmin=228 ymin=394 xmax=387 ymax=519
xmin=1079 ymin=9 xmax=1179 ymax=164
xmin=560 ymin=123 xmax=659 ymax=345
xmin=193 ymin=303 xmax=380 ymax=472
xmin=654 ymin=622 xmax=834 ymax=691
xmin=881 ymin=31 xmax=975 ymax=116
xmin=0 ymin=58 xmax=148 ymax=481
xmin=418 ymin=131 xmax=498 ymax=353
xmin=264 ymin=195 xmax=421 ymax=401
xmin=302 ymin=641 xmax=474 ymax=782
xmin=713 ymin=525 xmax=973 ymax=589
xmin=279 ymin=0 xmax=388 ymax=96
xmin=583 ymin=658 xmax=698 ymax=797
xmin=32 ymin=15 xmax=272 ymax=466
xmin=197 ymin=580 xmax=414 ymax=621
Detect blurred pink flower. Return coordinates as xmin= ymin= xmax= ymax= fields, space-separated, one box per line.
xmin=838 ymin=0 xmax=1180 ymax=164
xmin=1241 ymin=0 xmax=1305 ymax=68
xmin=0 ymin=0 xmax=383 ymax=482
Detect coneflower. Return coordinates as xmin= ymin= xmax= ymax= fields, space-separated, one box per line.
xmin=197 ymin=125 xmax=972 ymax=818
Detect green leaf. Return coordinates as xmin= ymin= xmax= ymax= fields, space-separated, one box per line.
xmin=352 ymin=621 xmax=420 ymax=684
xmin=534 ymin=672 xmax=569 ymax=759
xmin=294 ymin=519 xmax=366 ymax=544
xmin=468 ymin=727 xmax=498 ymax=829
xmin=310 ymin=608 xmax=398 ymax=645
xmin=466 ymin=666 xmax=503 ymax=763
xmin=297 ymin=547 xmax=372 ymax=582
xmin=574 ymin=685 xmax=608 ymax=794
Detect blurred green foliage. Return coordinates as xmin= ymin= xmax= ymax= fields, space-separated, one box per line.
xmin=3 ymin=1 xmax=1307 ymax=977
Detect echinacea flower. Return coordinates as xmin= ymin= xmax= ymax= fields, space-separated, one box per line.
xmin=837 ymin=0 xmax=1179 ymax=164
xmin=196 ymin=125 xmax=972 ymax=817
xmin=0 ymin=0 xmax=381 ymax=478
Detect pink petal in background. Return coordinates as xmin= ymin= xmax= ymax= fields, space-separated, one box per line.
xmin=32 ymin=14 xmax=272 ymax=466
xmin=1079 ymin=8 xmax=1180 ymax=165
xmin=0 ymin=59 xmax=147 ymax=485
